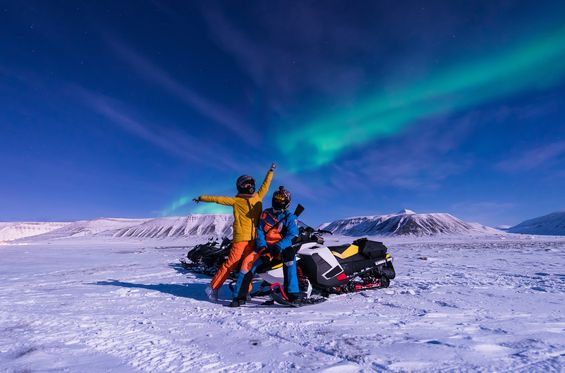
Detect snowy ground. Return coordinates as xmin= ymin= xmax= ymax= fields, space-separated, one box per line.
xmin=0 ymin=236 xmax=564 ymax=372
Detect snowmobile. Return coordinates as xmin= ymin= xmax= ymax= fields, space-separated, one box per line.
xmin=180 ymin=205 xmax=396 ymax=305
xmin=252 ymin=225 xmax=395 ymax=305
xmin=181 ymin=236 xmax=233 ymax=277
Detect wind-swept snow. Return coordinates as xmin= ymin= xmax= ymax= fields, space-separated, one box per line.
xmin=0 ymin=235 xmax=563 ymax=372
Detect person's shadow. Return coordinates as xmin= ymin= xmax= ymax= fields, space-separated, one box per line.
xmin=93 ymin=263 xmax=211 ymax=301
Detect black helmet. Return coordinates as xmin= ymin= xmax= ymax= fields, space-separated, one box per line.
xmin=236 ymin=175 xmax=255 ymax=194
xmin=272 ymin=186 xmax=291 ymax=210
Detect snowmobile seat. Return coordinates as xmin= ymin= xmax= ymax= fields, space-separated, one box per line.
xmin=331 ymin=243 xmax=369 ymax=261
xmin=328 ymin=244 xmax=352 ymax=255
xmin=353 ymin=238 xmax=387 ymax=259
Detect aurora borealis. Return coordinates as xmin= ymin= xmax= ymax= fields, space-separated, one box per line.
xmin=279 ymin=25 xmax=565 ymax=171
xmin=1 ymin=1 xmax=564 ymax=226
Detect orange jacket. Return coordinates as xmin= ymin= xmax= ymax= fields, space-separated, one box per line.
xmin=199 ymin=170 xmax=273 ymax=243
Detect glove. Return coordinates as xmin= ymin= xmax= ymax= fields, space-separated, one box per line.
xmin=192 ymin=197 xmax=200 ymax=204
xmin=253 ymin=247 xmax=271 ymax=261
xmin=270 ymin=162 xmax=276 ymax=171
xmin=275 ymin=243 xmax=289 ymax=254
xmin=267 ymin=245 xmax=280 ymax=257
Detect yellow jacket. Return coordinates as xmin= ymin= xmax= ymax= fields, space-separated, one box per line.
xmin=199 ymin=170 xmax=273 ymax=243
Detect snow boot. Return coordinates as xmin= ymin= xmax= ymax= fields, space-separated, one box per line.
xmin=271 ymin=287 xmax=326 ymax=307
xmin=287 ymin=292 xmax=304 ymax=305
xmin=228 ymin=298 xmax=246 ymax=307
xmin=205 ymin=285 xmax=219 ymax=302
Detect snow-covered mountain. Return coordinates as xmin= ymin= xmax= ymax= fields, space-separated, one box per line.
xmin=108 ymin=215 xmax=233 ymax=239
xmin=14 ymin=215 xmax=233 ymax=241
xmin=24 ymin=218 xmax=149 ymax=241
xmin=507 ymin=211 xmax=565 ymax=236
xmin=5 ymin=210 xmax=507 ymax=242
xmin=0 ymin=222 xmax=70 ymax=242
xmin=321 ymin=209 xmax=500 ymax=236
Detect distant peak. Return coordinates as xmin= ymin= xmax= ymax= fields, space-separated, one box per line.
xmin=397 ymin=209 xmax=416 ymax=214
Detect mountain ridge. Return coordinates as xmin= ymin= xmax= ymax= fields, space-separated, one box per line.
xmin=321 ymin=210 xmax=501 ymax=237
xmin=0 ymin=222 xmax=70 ymax=242
xmin=6 ymin=210 xmax=564 ymax=242
xmin=507 ymin=211 xmax=565 ymax=236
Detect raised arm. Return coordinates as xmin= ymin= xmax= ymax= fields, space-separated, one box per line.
xmin=257 ymin=163 xmax=276 ymax=199
xmin=198 ymin=195 xmax=236 ymax=206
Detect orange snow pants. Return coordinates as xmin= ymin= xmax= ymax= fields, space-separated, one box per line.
xmin=210 ymin=240 xmax=255 ymax=290
xmin=239 ymin=249 xmax=266 ymax=274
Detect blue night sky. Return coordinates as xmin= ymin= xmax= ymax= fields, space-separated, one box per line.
xmin=1 ymin=1 xmax=564 ymax=226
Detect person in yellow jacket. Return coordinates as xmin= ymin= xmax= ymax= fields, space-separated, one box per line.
xmin=193 ymin=163 xmax=275 ymax=301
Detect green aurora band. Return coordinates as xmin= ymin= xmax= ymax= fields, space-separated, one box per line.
xmin=162 ymin=196 xmax=231 ymax=216
xmin=278 ymin=26 xmax=565 ymax=172
xmin=163 ymin=26 xmax=565 ymax=215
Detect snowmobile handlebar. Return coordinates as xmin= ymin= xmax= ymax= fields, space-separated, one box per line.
xmin=293 ymin=226 xmax=333 ymax=245
xmin=300 ymin=226 xmax=332 ymax=235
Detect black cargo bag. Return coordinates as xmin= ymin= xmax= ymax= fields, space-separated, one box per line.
xmin=353 ymin=238 xmax=387 ymax=259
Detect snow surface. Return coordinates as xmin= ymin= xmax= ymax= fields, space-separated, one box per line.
xmin=508 ymin=211 xmax=565 ymax=236
xmin=1 ymin=235 xmax=564 ymax=372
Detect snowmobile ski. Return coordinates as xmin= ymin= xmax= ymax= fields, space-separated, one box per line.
xmin=270 ymin=284 xmax=326 ymax=307
xmin=270 ymin=291 xmax=326 ymax=307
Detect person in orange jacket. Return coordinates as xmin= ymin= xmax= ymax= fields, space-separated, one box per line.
xmin=193 ymin=163 xmax=275 ymax=301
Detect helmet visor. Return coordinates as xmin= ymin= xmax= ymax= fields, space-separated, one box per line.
xmin=237 ymin=176 xmax=256 ymax=194
xmin=272 ymin=194 xmax=290 ymax=210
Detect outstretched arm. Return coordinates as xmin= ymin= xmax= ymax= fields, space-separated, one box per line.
xmin=257 ymin=163 xmax=276 ymax=199
xmin=197 ymin=195 xmax=236 ymax=206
